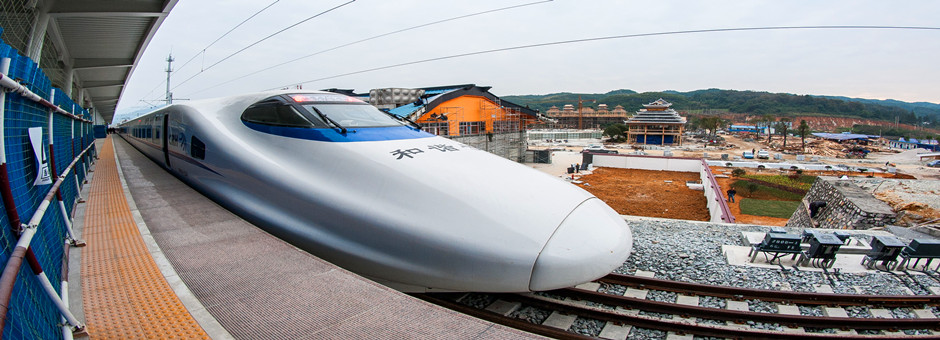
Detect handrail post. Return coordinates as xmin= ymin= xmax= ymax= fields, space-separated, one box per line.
xmin=0 ymin=58 xmax=91 ymax=335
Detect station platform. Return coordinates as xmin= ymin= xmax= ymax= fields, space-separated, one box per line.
xmin=70 ymin=136 xmax=539 ymax=339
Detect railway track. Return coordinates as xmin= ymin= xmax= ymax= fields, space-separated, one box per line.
xmin=414 ymin=273 xmax=940 ymax=339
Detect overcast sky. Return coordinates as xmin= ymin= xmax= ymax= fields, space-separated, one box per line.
xmin=114 ymin=0 xmax=940 ymax=122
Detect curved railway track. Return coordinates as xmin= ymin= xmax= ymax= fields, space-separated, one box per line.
xmin=415 ymin=273 xmax=940 ymax=339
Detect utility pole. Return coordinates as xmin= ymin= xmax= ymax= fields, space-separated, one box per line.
xmin=165 ymin=53 xmax=174 ymax=105
xmin=577 ymin=95 xmax=596 ymax=130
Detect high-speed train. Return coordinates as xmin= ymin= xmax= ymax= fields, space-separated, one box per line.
xmin=117 ymin=90 xmax=632 ymax=292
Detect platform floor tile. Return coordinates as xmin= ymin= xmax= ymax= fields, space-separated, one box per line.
xmin=80 ymin=137 xmax=209 ymax=339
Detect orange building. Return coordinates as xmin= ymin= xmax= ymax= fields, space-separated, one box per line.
xmin=375 ymin=84 xmax=541 ymax=137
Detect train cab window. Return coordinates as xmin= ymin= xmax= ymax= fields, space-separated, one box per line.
xmin=191 ymin=136 xmax=206 ymax=160
xmin=242 ymin=101 xmax=316 ymax=128
xmin=298 ymin=103 xmax=404 ymax=128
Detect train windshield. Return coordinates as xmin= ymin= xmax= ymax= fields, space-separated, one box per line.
xmin=299 ymin=103 xmax=404 ymax=128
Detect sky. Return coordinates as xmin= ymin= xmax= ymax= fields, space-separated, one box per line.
xmin=113 ymin=0 xmax=940 ymax=123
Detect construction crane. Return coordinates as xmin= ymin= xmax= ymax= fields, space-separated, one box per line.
xmin=577 ymin=95 xmax=596 ymax=130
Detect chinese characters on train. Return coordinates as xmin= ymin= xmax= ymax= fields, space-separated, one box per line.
xmin=390 ymin=144 xmax=463 ymax=159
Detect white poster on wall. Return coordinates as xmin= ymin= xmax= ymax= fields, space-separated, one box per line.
xmin=28 ymin=127 xmax=52 ymax=186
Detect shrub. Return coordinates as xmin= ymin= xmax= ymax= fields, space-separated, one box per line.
xmin=745 ymin=182 xmax=759 ymax=195
xmin=726 ymin=162 xmax=733 ymax=167
xmin=757 ymin=165 xmax=766 ymax=170
xmin=731 ymin=168 xmax=746 ymax=177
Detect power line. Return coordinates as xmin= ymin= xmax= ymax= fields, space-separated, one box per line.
xmin=176 ymin=0 xmax=282 ymax=73
xmin=172 ymin=0 xmax=356 ymax=92
xmin=270 ymin=25 xmax=940 ymax=90
xmin=135 ymin=0 xmax=282 ymax=106
xmin=187 ymin=0 xmax=554 ymax=96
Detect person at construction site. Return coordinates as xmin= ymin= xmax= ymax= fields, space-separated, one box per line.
xmin=727 ymin=188 xmax=737 ymax=203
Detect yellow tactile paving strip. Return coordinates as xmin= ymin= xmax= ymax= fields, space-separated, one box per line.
xmin=81 ymin=136 xmax=209 ymax=339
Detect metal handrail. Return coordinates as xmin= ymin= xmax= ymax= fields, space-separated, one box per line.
xmin=701 ymin=158 xmax=735 ymax=223
xmin=0 ymin=73 xmax=92 ymax=123
xmin=0 ymin=143 xmax=93 ymax=334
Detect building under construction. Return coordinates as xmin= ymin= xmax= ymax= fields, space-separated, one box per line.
xmin=331 ymin=84 xmax=542 ymax=162
xmin=543 ymin=102 xmax=630 ymax=129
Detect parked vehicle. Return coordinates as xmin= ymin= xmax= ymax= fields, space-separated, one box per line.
xmin=757 ymin=150 xmax=770 ymax=159
xmin=582 ymin=144 xmax=618 ymax=154
xmin=927 ymin=160 xmax=940 ymax=167
xmin=742 ymin=151 xmax=754 ymax=159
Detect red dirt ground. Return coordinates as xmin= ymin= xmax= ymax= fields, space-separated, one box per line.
xmin=575 ymin=168 xmax=711 ymax=221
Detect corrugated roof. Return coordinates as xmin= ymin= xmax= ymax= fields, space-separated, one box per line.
xmin=386 ymin=102 xmax=424 ymax=117
xmin=812 ymin=133 xmax=874 ymax=141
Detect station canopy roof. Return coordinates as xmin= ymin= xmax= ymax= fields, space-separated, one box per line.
xmin=0 ymin=0 xmax=177 ymax=123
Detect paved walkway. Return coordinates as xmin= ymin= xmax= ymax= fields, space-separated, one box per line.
xmin=80 ymin=136 xmax=209 ymax=338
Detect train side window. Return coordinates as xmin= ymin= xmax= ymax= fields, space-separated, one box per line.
xmin=242 ymin=102 xmax=315 ymax=127
xmin=191 ymin=136 xmax=206 ymax=160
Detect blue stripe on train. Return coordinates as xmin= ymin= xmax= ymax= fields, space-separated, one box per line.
xmin=243 ymin=122 xmax=433 ymax=142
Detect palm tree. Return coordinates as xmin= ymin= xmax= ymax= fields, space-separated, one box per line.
xmin=798 ymin=120 xmax=811 ymax=152
xmin=779 ymin=118 xmax=791 ymax=148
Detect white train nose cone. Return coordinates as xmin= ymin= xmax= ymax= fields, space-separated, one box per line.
xmin=529 ymin=198 xmax=633 ymax=291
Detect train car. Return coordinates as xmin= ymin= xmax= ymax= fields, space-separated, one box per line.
xmin=117 ymin=90 xmax=632 ymax=292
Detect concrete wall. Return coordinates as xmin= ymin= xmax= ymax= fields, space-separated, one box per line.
xmin=593 ymin=154 xmax=701 ymax=172
xmin=786 ymin=177 xmax=896 ymax=230
xmin=590 ymin=154 xmax=734 ymax=224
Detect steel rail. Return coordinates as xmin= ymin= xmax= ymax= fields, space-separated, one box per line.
xmin=601 ymin=273 xmax=940 ymax=307
xmin=519 ymin=292 xmax=934 ymax=339
xmin=556 ymin=288 xmax=939 ymax=330
xmin=420 ymin=292 xmax=928 ymax=340
xmin=412 ymin=293 xmax=594 ymax=340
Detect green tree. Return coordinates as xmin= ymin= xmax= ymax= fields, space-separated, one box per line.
xmin=603 ymin=123 xmax=627 ymax=142
xmin=798 ymin=120 xmax=811 ymax=153
xmin=700 ymin=116 xmax=724 ymax=138
xmin=777 ymin=118 xmax=791 ymax=148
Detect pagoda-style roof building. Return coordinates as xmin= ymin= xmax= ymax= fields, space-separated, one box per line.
xmin=625 ymin=98 xmax=686 ymax=145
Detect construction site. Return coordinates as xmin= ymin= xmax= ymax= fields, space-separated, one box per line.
xmin=527 ymin=132 xmax=940 ymax=232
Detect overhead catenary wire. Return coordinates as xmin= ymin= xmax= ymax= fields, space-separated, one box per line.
xmin=135 ymin=0 xmax=282 ymax=106
xmin=269 ymin=25 xmax=940 ymax=90
xmin=171 ymin=0 xmax=356 ymax=92
xmin=187 ymin=0 xmax=554 ymax=96
xmin=177 ymin=0 xmax=282 ymax=73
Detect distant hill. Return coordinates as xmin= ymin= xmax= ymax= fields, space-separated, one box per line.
xmin=503 ymin=89 xmax=938 ymax=126
xmin=815 ymin=95 xmax=940 ymax=118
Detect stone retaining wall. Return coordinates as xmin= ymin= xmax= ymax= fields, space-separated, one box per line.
xmin=786 ymin=177 xmax=896 ymax=230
